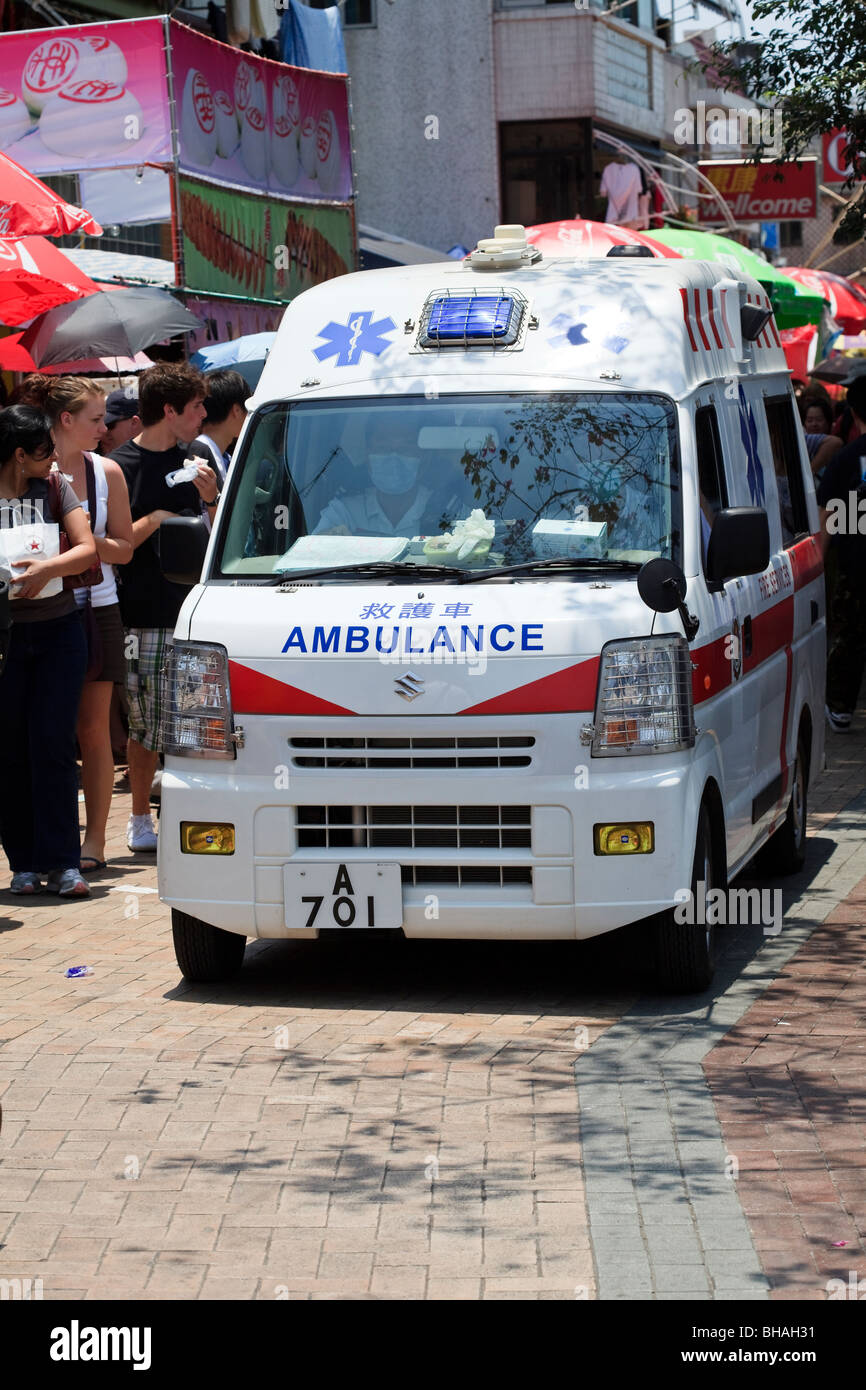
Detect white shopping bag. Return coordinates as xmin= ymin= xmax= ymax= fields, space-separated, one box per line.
xmin=0 ymin=501 xmax=62 ymax=600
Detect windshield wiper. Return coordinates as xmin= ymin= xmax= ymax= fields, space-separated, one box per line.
xmin=261 ymin=560 xmax=468 ymax=584
xmin=460 ymin=557 xmax=644 ymax=584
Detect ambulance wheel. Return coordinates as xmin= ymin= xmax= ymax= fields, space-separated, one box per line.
xmin=653 ymin=803 xmax=717 ymax=994
xmin=760 ymin=736 xmax=808 ymax=876
xmin=171 ymin=909 xmax=246 ymax=982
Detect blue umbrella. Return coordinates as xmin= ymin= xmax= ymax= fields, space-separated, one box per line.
xmin=191 ymin=332 xmax=277 ymax=389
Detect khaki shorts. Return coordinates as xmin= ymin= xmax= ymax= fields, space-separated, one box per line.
xmin=125 ymin=627 xmax=173 ymax=754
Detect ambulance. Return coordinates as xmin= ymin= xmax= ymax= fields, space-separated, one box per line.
xmin=157 ymin=225 xmax=825 ymax=992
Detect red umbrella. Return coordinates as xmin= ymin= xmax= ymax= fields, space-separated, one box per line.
xmin=0 ymin=150 xmax=101 ymax=240
xmin=779 ymin=324 xmax=818 ymax=382
xmin=784 ymin=267 xmax=866 ymax=335
xmin=525 ymin=218 xmax=682 ymax=259
xmin=0 ymin=331 xmax=36 ymax=371
xmin=0 ymin=235 xmax=100 ymax=327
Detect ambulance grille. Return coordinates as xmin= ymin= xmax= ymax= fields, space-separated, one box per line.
xmin=296 ymin=804 xmax=532 ymax=851
xmin=289 ymin=735 xmax=534 ymax=770
xmin=401 ymin=865 xmax=532 ymax=888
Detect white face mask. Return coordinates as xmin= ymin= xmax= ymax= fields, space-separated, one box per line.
xmin=369 ymin=452 xmax=420 ymax=495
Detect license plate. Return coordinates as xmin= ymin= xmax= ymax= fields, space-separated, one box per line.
xmin=283 ymin=862 xmax=403 ymax=930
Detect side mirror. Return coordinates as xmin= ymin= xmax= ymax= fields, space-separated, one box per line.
xmin=706 ymin=507 xmax=770 ymax=590
xmin=637 ymin=557 xmax=699 ymax=640
xmin=0 ymin=579 xmax=9 ymax=677
xmin=159 ymin=517 xmax=210 ymax=587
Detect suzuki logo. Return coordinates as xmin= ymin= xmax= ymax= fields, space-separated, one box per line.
xmin=395 ymin=671 xmax=425 ymax=701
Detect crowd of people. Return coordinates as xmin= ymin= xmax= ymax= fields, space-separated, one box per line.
xmin=805 ymin=376 xmax=866 ymax=735
xmin=0 ymin=360 xmax=863 ymax=896
xmin=0 ymin=362 xmax=247 ymax=898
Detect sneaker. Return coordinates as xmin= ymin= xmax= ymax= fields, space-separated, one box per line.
xmin=45 ymin=868 xmax=90 ymax=898
xmin=825 ymin=704 xmax=852 ymax=733
xmin=127 ymin=814 xmax=158 ymax=852
xmin=10 ymin=872 xmax=41 ymax=895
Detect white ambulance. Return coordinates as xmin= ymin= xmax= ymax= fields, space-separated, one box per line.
xmin=157 ymin=225 xmax=825 ymax=992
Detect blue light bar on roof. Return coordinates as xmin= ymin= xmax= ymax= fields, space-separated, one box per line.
xmin=420 ymin=291 xmax=524 ymax=348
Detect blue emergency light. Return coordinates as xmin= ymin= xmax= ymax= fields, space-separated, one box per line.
xmin=420 ymin=291 xmax=524 ymax=348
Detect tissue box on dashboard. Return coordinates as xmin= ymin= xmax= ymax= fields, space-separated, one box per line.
xmin=532 ymin=518 xmax=607 ymax=558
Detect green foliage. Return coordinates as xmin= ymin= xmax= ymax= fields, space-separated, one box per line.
xmin=709 ymin=0 xmax=866 ymax=243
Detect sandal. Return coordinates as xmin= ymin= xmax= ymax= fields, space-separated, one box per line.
xmin=80 ymin=857 xmax=107 ymax=875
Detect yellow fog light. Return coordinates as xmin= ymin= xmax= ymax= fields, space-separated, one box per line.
xmin=181 ymin=822 xmax=235 ymax=854
xmin=593 ymin=822 xmax=654 ymax=855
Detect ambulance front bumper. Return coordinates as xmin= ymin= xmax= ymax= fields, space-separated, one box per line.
xmin=157 ymin=713 xmax=706 ymax=942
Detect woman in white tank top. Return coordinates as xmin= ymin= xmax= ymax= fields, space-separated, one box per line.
xmin=23 ymin=377 xmax=134 ymax=875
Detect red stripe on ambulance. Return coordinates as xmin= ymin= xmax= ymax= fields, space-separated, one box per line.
xmin=459 ymin=657 xmax=600 ymax=715
xmin=229 ymin=661 xmax=354 ymax=715
xmin=680 ymin=287 xmax=699 ymax=352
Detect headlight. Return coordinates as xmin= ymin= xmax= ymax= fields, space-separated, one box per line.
xmin=160 ymin=641 xmax=237 ymax=760
xmin=591 ymin=636 xmax=695 ymax=756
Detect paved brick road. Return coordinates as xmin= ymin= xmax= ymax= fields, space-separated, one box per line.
xmin=0 ymin=777 xmax=637 ymax=1300
xmin=0 ymin=716 xmax=863 ymax=1301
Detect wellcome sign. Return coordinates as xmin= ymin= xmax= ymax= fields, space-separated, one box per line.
xmin=698 ymin=159 xmax=817 ymax=223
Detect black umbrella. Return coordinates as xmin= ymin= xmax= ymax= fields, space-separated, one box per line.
xmin=19 ymin=287 xmax=202 ymax=368
xmin=809 ymin=356 xmax=866 ymax=385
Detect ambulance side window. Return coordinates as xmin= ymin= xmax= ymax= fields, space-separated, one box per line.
xmin=695 ymin=405 xmax=728 ymax=570
xmin=764 ymin=396 xmax=809 ymax=549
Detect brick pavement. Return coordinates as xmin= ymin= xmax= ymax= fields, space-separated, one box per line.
xmin=575 ymin=717 xmax=866 ymax=1300
xmin=1 ymin=713 xmax=864 ymax=1302
xmin=704 ymin=873 xmax=866 ymax=1301
xmin=0 ymin=773 xmax=637 ymax=1300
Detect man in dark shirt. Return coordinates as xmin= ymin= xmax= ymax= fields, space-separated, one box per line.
xmin=113 ymin=363 xmax=218 ymax=852
xmin=816 ymin=376 xmax=866 ymax=733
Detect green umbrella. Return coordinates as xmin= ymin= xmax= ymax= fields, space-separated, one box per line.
xmin=650 ymin=229 xmax=825 ymax=330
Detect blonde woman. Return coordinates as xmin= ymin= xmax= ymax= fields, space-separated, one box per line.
xmin=21 ymin=376 xmax=134 ymax=874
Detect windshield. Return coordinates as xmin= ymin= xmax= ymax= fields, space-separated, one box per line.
xmin=215 ymin=393 xmax=681 ymax=579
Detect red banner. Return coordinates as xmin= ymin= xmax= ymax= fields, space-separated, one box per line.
xmin=0 ymin=18 xmax=171 ymax=175
xmin=823 ymin=129 xmax=866 ymax=185
xmin=698 ymin=160 xmax=817 ymax=222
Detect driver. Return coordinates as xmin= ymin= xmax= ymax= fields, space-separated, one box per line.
xmin=314 ymin=415 xmax=434 ymax=537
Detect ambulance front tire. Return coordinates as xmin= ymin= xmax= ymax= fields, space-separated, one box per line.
xmin=171 ymin=909 xmax=246 ymax=982
xmin=653 ymin=802 xmax=717 ymax=994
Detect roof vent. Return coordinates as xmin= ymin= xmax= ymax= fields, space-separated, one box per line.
xmin=470 ymin=225 xmax=542 ymax=271
xmin=606 ymin=244 xmax=654 ymax=258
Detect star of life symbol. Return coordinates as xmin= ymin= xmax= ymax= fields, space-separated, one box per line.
xmin=547 ymin=307 xmax=629 ymax=355
xmin=738 ymin=385 xmax=765 ymax=507
xmin=313 ymin=311 xmax=397 ymax=368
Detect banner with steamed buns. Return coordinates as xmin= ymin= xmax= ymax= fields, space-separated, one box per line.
xmin=179 ymin=175 xmax=355 ymax=303
xmin=170 ymin=22 xmax=352 ymax=202
xmin=0 ymin=18 xmax=172 ymax=173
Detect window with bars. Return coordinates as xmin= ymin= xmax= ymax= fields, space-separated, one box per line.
xmin=606 ymin=26 xmax=652 ymax=107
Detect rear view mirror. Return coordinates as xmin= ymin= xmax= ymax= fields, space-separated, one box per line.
xmin=706 ymin=507 xmax=770 ymax=590
xmin=159 ymin=517 xmax=210 ymax=587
